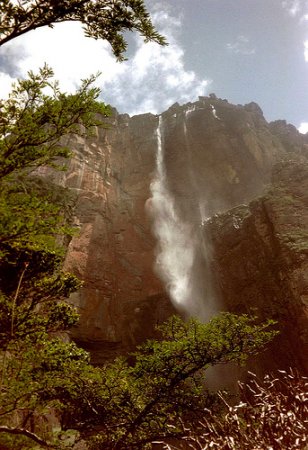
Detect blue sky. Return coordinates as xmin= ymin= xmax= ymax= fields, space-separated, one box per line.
xmin=0 ymin=0 xmax=307 ymax=131
xmin=160 ymin=0 xmax=308 ymax=129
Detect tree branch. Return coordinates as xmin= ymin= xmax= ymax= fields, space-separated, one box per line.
xmin=11 ymin=262 xmax=28 ymax=336
xmin=0 ymin=425 xmax=52 ymax=448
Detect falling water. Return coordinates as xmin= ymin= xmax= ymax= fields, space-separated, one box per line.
xmin=147 ymin=112 xmax=221 ymax=319
xmin=147 ymin=116 xmax=196 ymax=314
xmin=146 ymin=109 xmax=238 ymax=390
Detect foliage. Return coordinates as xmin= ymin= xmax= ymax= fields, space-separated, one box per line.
xmin=56 ymin=314 xmax=277 ymax=450
xmin=0 ymin=0 xmax=167 ymax=59
xmin=0 ymin=309 xmax=277 ymax=449
xmin=0 ymin=63 xmax=107 ymax=354
xmin=0 ymin=329 xmax=94 ymax=449
xmin=0 ymin=174 xmax=77 ymax=257
xmin=0 ymin=65 xmax=109 ymax=180
xmin=0 ymin=65 xmax=109 ymax=449
xmin=176 ymin=369 xmax=308 ymax=450
xmin=0 ymin=63 xmax=109 ymax=264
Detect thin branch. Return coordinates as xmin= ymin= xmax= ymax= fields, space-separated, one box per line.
xmin=0 ymin=425 xmax=52 ymax=448
xmin=11 ymin=261 xmax=28 ymax=336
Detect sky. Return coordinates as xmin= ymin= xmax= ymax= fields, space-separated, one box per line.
xmin=0 ymin=0 xmax=308 ymax=132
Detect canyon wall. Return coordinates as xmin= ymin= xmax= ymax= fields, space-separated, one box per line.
xmin=206 ymin=159 xmax=308 ymax=373
xmin=50 ymin=96 xmax=307 ymax=370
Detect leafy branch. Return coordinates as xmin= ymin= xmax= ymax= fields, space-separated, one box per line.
xmin=0 ymin=0 xmax=167 ymax=60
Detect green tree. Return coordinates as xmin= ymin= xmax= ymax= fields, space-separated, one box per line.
xmin=0 ymin=63 xmax=109 ymax=449
xmin=0 ymin=67 xmax=98 ymax=447
xmin=0 ymin=311 xmax=277 ymax=449
xmin=0 ymin=63 xmax=109 ymax=348
xmin=0 ymin=64 xmax=109 ymax=256
xmin=0 ymin=0 xmax=166 ymax=59
xmin=0 ymin=65 xmax=109 ymax=180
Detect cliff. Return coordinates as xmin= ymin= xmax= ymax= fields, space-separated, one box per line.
xmin=46 ymin=96 xmax=308 ymax=370
xmin=206 ymin=159 xmax=308 ymax=373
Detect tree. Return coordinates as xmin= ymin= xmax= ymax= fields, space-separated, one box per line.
xmin=0 ymin=65 xmax=110 ymax=180
xmin=0 ymin=63 xmax=110 ymax=348
xmin=0 ymin=0 xmax=167 ymax=59
xmin=0 ymin=63 xmax=110 ymax=258
xmin=0 ymin=63 xmax=110 ymax=449
xmin=0 ymin=311 xmax=277 ymax=449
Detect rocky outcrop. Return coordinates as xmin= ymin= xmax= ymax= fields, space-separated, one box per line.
xmin=161 ymin=98 xmax=285 ymax=220
xmin=46 ymin=96 xmax=308 ymax=367
xmin=206 ymin=159 xmax=308 ymax=373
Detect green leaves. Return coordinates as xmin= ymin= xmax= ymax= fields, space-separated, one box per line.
xmin=0 ymin=65 xmax=102 ymax=448
xmin=134 ymin=313 xmax=277 ymax=380
xmin=0 ymin=65 xmax=104 ymax=355
xmin=0 ymin=1 xmax=167 ymax=59
xmin=0 ymin=65 xmax=110 ymax=180
xmin=61 ymin=314 xmax=277 ymax=449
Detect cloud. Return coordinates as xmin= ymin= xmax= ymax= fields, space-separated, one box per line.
xmin=0 ymin=8 xmax=210 ymax=115
xmin=282 ymin=0 xmax=308 ymax=21
xmin=226 ymin=35 xmax=256 ymax=55
xmin=304 ymin=40 xmax=308 ymax=60
xmin=281 ymin=1 xmax=308 ymax=61
xmin=0 ymin=72 xmax=15 ymax=99
xmin=102 ymin=10 xmax=210 ymax=115
xmin=0 ymin=39 xmax=28 ymax=98
xmin=102 ymin=7 xmax=211 ymax=115
xmin=282 ymin=0 xmax=302 ymax=16
xmin=0 ymin=22 xmax=124 ymax=90
xmin=298 ymin=122 xmax=308 ymax=133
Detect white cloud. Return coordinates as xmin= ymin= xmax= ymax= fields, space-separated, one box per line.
xmin=1 ymin=22 xmax=125 ymax=91
xmin=0 ymin=9 xmax=210 ymax=115
xmin=0 ymin=72 xmax=15 ymax=99
xmin=304 ymin=40 xmax=308 ymax=60
xmin=103 ymin=37 xmax=209 ymax=115
xmin=298 ymin=122 xmax=308 ymax=133
xmin=281 ymin=0 xmax=308 ymax=21
xmin=282 ymin=0 xmax=302 ymax=16
xmin=281 ymin=1 xmax=308 ymax=61
xmin=102 ymin=8 xmax=210 ymax=114
xmin=226 ymin=35 xmax=256 ymax=55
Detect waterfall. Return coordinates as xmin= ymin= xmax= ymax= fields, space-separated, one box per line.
xmin=147 ymin=116 xmax=196 ymax=313
xmin=147 ymin=114 xmax=220 ymax=319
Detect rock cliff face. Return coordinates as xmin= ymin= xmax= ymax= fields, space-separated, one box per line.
xmin=52 ymin=96 xmax=308 ymax=369
xmin=206 ymin=160 xmax=308 ymax=373
xmin=58 ymin=113 xmax=174 ymax=363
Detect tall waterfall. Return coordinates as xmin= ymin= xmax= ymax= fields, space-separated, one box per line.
xmin=147 ymin=116 xmax=195 ymax=314
xmin=147 ymin=114 xmax=219 ymax=318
